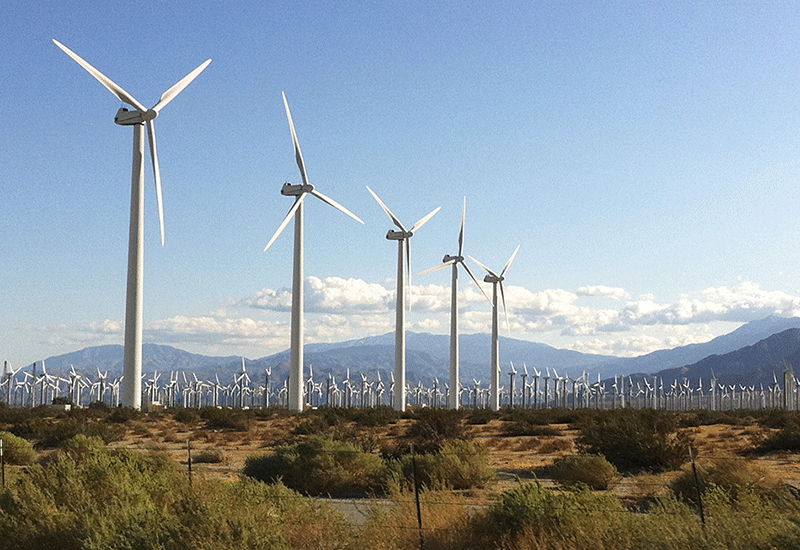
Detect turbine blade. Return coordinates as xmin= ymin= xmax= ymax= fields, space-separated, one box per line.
xmin=500 ymin=281 xmax=510 ymax=335
xmin=264 ymin=192 xmax=306 ymax=252
xmin=500 ymin=245 xmax=520 ymax=277
xmin=152 ymin=59 xmax=212 ymax=113
xmin=462 ymin=262 xmax=491 ymax=303
xmin=418 ymin=259 xmax=455 ymax=276
xmin=53 ymin=39 xmax=146 ymax=112
xmin=410 ymin=206 xmax=441 ymax=233
xmin=458 ymin=197 xmax=466 ymax=257
xmin=282 ymin=92 xmax=309 ymax=186
xmin=468 ymin=255 xmax=497 ymax=277
xmin=309 ymin=189 xmax=364 ymax=224
xmin=366 ymin=186 xmax=406 ymax=231
xmin=146 ymin=120 xmax=165 ymax=246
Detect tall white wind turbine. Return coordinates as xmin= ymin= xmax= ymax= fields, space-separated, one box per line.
xmin=53 ymin=40 xmax=211 ymax=410
xmin=265 ymin=93 xmax=364 ymax=412
xmin=419 ymin=198 xmax=488 ymax=409
xmin=367 ymin=186 xmax=440 ymax=411
xmin=469 ymin=245 xmax=520 ymax=411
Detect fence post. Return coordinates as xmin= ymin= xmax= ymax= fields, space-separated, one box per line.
xmin=689 ymin=446 xmax=705 ymax=527
xmin=410 ymin=444 xmax=424 ymax=549
xmin=187 ymin=439 xmax=192 ymax=487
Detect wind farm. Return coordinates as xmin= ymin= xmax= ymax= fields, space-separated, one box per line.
xmin=8 ymin=6 xmax=800 ymax=548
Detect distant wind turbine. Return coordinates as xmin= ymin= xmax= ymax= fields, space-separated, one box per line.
xmin=264 ymin=93 xmax=364 ymax=411
xmin=367 ymin=186 xmax=440 ymax=411
xmin=419 ymin=198 xmax=488 ymax=409
xmin=470 ymin=245 xmax=520 ymax=411
xmin=53 ymin=40 xmax=211 ymax=409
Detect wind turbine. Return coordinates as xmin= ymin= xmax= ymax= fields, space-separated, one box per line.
xmin=53 ymin=40 xmax=211 ymax=410
xmin=470 ymin=245 xmax=520 ymax=411
xmin=264 ymin=93 xmax=364 ymax=411
xmin=366 ymin=186 xmax=440 ymax=411
xmin=419 ymin=198 xmax=488 ymax=409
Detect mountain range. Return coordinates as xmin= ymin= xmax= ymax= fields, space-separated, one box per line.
xmin=23 ymin=315 xmax=800 ymax=389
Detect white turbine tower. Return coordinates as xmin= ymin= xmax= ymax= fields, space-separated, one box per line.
xmin=264 ymin=93 xmax=364 ymax=411
xmin=470 ymin=245 xmax=520 ymax=411
xmin=53 ymin=40 xmax=211 ymax=410
xmin=366 ymin=186 xmax=440 ymax=411
xmin=419 ymin=198 xmax=488 ymax=409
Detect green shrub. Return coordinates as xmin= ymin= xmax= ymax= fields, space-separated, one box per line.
xmin=0 ymin=441 xmax=349 ymax=550
xmin=546 ymin=454 xmax=619 ymax=490
xmin=465 ymin=407 xmax=497 ymax=425
xmin=105 ymin=407 xmax=142 ymax=424
xmin=172 ymin=407 xmax=201 ymax=424
xmin=10 ymin=416 xmax=125 ymax=447
xmin=671 ymin=458 xmax=787 ymax=503
xmin=200 ymin=407 xmax=251 ymax=431
xmin=576 ymin=408 xmax=690 ymax=473
xmin=243 ymin=434 xmax=386 ymax=497
xmin=758 ymin=420 xmax=800 ymax=453
xmin=58 ymin=434 xmax=106 ymax=460
xmin=403 ymin=407 xmax=467 ymax=453
xmin=388 ymin=440 xmax=495 ymax=491
xmin=192 ymin=448 xmax=225 ymax=464
xmin=0 ymin=431 xmax=35 ymax=465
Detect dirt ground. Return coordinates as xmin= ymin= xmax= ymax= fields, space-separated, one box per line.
xmin=97 ymin=414 xmax=800 ymax=499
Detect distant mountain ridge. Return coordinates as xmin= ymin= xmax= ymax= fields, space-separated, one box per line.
xmin=628 ymin=327 xmax=800 ymax=388
xmin=26 ymin=316 xmax=800 ymax=387
xmin=592 ymin=315 xmax=800 ymax=378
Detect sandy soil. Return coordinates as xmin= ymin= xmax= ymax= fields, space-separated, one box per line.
xmin=95 ymin=414 xmax=800 ymax=499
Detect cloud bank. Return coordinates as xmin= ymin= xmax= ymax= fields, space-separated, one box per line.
xmin=30 ymin=279 xmax=800 ymax=360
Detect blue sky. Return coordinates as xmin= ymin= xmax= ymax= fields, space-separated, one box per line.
xmin=4 ymin=1 xmax=800 ymax=369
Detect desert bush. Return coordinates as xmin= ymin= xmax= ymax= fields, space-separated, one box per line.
xmin=465 ymin=407 xmax=498 ymax=425
xmin=387 ymin=439 xmax=495 ymax=491
xmin=104 ymin=406 xmax=142 ymax=424
xmin=0 ymin=404 xmax=37 ymax=426
xmin=58 ymin=433 xmax=106 ymax=460
xmin=576 ymin=408 xmax=690 ymax=473
xmin=671 ymin=458 xmax=787 ymax=503
xmin=192 ymin=448 xmax=225 ymax=464
xmin=243 ymin=434 xmax=386 ymax=497
xmin=0 ymin=440 xmax=349 ymax=550
xmin=402 ymin=407 xmax=467 ymax=454
xmin=10 ymin=416 xmax=125 ymax=447
xmin=546 ymin=453 xmax=619 ymax=490
xmin=757 ymin=420 xmax=800 ymax=453
xmin=488 ymin=481 xmax=626 ymax=538
xmin=537 ymin=437 xmax=572 ymax=454
xmin=200 ymin=407 xmax=251 ymax=431
xmin=0 ymin=431 xmax=35 ymax=465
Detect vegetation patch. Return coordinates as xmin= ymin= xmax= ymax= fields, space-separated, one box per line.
xmin=0 ymin=431 xmax=35 ymax=465
xmin=243 ymin=434 xmax=386 ymax=497
xmin=545 ymin=453 xmax=619 ymax=490
xmin=576 ymin=408 xmax=691 ymax=473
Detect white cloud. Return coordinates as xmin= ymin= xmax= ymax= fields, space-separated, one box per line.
xmin=576 ymin=285 xmax=631 ymax=300
xmin=25 ymin=280 xmax=800 ymax=362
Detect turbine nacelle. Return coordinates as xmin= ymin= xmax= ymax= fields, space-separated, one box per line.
xmin=280 ymin=182 xmax=314 ymax=196
xmin=442 ymin=254 xmax=464 ymax=263
xmin=386 ymin=229 xmax=413 ymax=240
xmin=114 ymin=107 xmax=158 ymax=126
xmin=484 ymin=273 xmax=504 ymax=283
